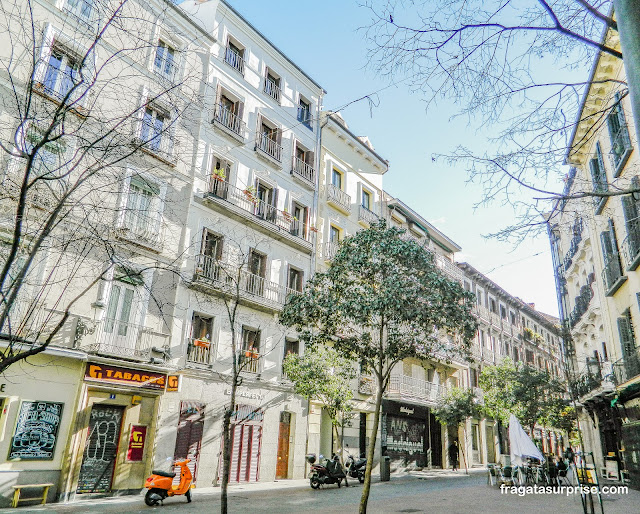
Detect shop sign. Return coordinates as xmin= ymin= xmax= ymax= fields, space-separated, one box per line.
xmin=225 ymin=388 xmax=264 ymax=401
xmin=166 ymin=375 xmax=181 ymax=392
xmin=8 ymin=401 xmax=64 ymax=460
xmin=85 ymin=363 xmax=166 ymax=390
xmin=400 ymin=406 xmax=414 ymax=415
xmin=127 ymin=425 xmax=147 ymax=461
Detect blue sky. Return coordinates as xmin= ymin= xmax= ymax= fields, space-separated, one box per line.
xmin=223 ymin=0 xmax=565 ymax=316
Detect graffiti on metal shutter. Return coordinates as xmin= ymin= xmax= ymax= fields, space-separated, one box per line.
xmin=76 ymin=405 xmax=124 ymax=493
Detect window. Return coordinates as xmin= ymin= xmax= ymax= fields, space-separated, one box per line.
xmin=618 ymin=310 xmax=636 ymax=359
xmin=256 ymin=117 xmax=282 ymax=161
xmin=293 ymin=143 xmax=315 ymax=183
xmin=361 ymin=190 xmax=371 ymax=210
xmin=329 ymin=225 xmax=340 ymax=243
xmin=589 ymin=142 xmax=608 ymax=212
xmin=140 ymin=105 xmax=171 ymax=155
xmin=469 ymin=368 xmax=478 ymax=388
xmin=224 ymin=39 xmax=244 ymax=74
xmin=198 ymin=230 xmax=223 ymax=281
xmin=241 ymin=327 xmax=261 ymax=373
xmin=290 ymin=201 xmax=308 ymax=238
xmin=490 ymin=298 xmax=497 ymax=314
xmin=154 ymin=40 xmax=176 ymax=80
xmin=104 ymin=275 xmax=139 ymax=340
xmin=254 ymin=181 xmax=278 ymax=221
xmin=282 ymin=339 xmax=299 ymax=376
xmin=41 ymin=45 xmax=80 ymax=102
xmin=209 ymin=155 xmax=231 ymax=197
xmin=62 ymin=0 xmax=95 ymax=20
xmin=22 ymin=124 xmax=68 ymax=182
xmin=213 ymin=86 xmax=244 ymax=137
xmin=622 ymin=176 xmax=640 ymax=265
xmin=287 ymin=267 xmax=303 ymax=292
xmin=123 ymin=175 xmax=161 ymax=237
xmin=510 ymin=312 xmax=517 ymax=325
xmin=608 ymin=92 xmax=632 ymax=175
xmin=188 ymin=313 xmax=214 ymax=365
xmin=247 ymin=249 xmax=266 ymax=296
xmin=600 ymin=219 xmax=623 ymax=291
xmin=298 ymin=97 xmax=312 ymax=128
xmin=263 ymin=68 xmax=281 ymax=102
xmin=500 ymin=305 xmax=507 ymax=319
xmin=331 ymin=168 xmax=343 ymax=189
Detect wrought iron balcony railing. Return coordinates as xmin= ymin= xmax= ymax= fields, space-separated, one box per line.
xmin=324 ymin=241 xmax=339 ymax=262
xmin=622 ymin=221 xmax=640 ymax=271
xmin=292 ymin=156 xmax=316 ymax=186
xmin=358 ymin=205 xmax=379 ymax=226
xmin=186 ymin=337 xmax=215 ymax=366
xmin=82 ymin=318 xmax=170 ymax=360
xmin=213 ymin=103 xmax=246 ymax=140
xmin=613 ymin=351 xmax=640 ymax=386
xmin=263 ymin=78 xmax=281 ymax=102
xmin=224 ymin=46 xmax=244 ymax=74
xmin=601 ymin=251 xmax=625 ymax=295
xmin=326 ymin=183 xmax=351 ymax=212
xmin=256 ymin=132 xmax=283 ymax=162
xmin=387 ymin=374 xmax=445 ymax=404
xmin=609 ymin=125 xmax=633 ymax=174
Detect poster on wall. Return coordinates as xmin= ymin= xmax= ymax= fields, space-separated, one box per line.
xmin=8 ymin=401 xmax=64 ymax=460
xmin=127 ymin=425 xmax=147 ymax=461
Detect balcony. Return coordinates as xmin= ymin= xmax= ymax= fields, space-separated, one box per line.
xmin=326 ymin=184 xmax=351 ymax=214
xmin=358 ymin=205 xmax=379 ymax=227
xmin=562 ymin=219 xmax=584 ymax=272
xmin=255 ymin=132 xmax=283 ymax=165
xmin=613 ymin=351 xmax=640 ymax=386
xmin=212 ymin=103 xmax=246 ymax=142
xmin=239 ymin=351 xmax=261 ymax=373
xmin=323 ymin=241 xmax=339 ymax=262
xmin=134 ymin=122 xmax=176 ymax=166
xmin=593 ymin=183 xmax=608 ymax=215
xmin=622 ymin=222 xmax=640 ymax=271
xmin=609 ymin=125 xmax=633 ymax=176
xmin=386 ymin=374 xmax=445 ymax=406
xmin=601 ymin=252 xmax=627 ymax=296
xmin=291 ymin=156 xmax=316 ymax=188
xmin=434 ymin=254 xmax=464 ymax=284
xmin=115 ymin=215 xmax=163 ymax=253
xmin=202 ymin=180 xmax=312 ymax=252
xmin=263 ymin=78 xmax=281 ymax=103
xmin=81 ymin=318 xmax=170 ymax=361
xmin=571 ymin=360 xmax=615 ymax=399
xmin=192 ymin=254 xmax=301 ymax=312
xmin=34 ymin=61 xmax=86 ymax=110
xmin=186 ymin=337 xmax=215 ymax=367
xmin=61 ymin=0 xmax=98 ymax=29
xmin=568 ymin=282 xmax=594 ymax=328
xmin=224 ymin=46 xmax=244 ymax=74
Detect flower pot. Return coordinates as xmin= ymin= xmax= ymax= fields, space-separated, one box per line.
xmin=194 ymin=339 xmax=210 ymax=348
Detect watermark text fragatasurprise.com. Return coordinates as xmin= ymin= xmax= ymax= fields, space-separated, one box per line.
xmin=500 ymin=484 xmax=628 ymax=497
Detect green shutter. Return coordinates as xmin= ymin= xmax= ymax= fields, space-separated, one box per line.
xmin=618 ymin=314 xmax=635 ymax=357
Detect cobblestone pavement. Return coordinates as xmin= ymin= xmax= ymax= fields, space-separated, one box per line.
xmin=4 ymin=470 xmax=637 ymax=513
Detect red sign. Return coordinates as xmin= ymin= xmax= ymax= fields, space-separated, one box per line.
xmin=127 ymin=425 xmax=147 ymax=461
xmin=84 ymin=363 xmax=166 ymax=390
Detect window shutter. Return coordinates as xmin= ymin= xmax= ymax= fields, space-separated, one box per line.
xmin=276 ymin=127 xmax=282 ymax=146
xmin=632 ymin=176 xmax=640 ymax=202
xmin=622 ymin=195 xmax=639 ymax=227
xmin=618 ymin=315 xmax=635 ymax=357
xmin=596 ymin=143 xmax=608 ymax=188
xmin=237 ymin=100 xmax=244 ymax=122
xmin=271 ymin=187 xmax=279 ymax=208
xmin=615 ymin=92 xmax=626 ymax=131
xmin=608 ymin=219 xmax=619 ymax=252
xmin=34 ymin=24 xmax=55 ymax=84
xmin=600 ymin=230 xmax=613 ymax=258
xmin=589 ymin=159 xmax=600 ymax=190
xmin=215 ymin=83 xmax=222 ymax=109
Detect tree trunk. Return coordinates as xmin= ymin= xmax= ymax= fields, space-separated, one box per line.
xmin=221 ymin=375 xmax=238 ymax=513
xmin=614 ymin=0 xmax=640 ymax=138
xmin=359 ymin=376 xmax=383 ymax=513
xmin=461 ymin=425 xmax=469 ymax=475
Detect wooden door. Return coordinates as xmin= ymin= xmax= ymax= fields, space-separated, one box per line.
xmin=486 ymin=424 xmax=496 ymax=463
xmin=275 ymin=412 xmax=291 ymax=479
xmin=173 ymin=401 xmax=205 ymax=485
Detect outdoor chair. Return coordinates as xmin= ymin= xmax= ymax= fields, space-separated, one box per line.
xmin=498 ymin=466 xmax=515 ymax=486
xmin=487 ymin=464 xmax=497 ymax=486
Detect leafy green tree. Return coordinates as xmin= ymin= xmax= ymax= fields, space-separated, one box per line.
xmin=480 ymin=359 xmax=567 ymax=436
xmin=283 ymin=345 xmax=356 ymax=451
xmin=433 ymin=387 xmax=480 ymax=474
xmin=280 ymin=221 xmax=477 ymax=513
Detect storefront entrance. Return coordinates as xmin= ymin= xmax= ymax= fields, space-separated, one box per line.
xmin=76 ymin=405 xmax=125 ymax=493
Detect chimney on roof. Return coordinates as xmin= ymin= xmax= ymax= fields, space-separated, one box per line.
xmin=528 ymin=302 xmax=535 ymax=309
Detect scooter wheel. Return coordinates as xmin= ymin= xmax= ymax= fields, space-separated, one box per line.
xmin=145 ymin=489 xmax=162 ymax=507
xmin=358 ymin=475 xmax=364 ymax=484
xmin=185 ymin=489 xmax=192 ymax=503
xmin=310 ymin=477 xmax=321 ymax=489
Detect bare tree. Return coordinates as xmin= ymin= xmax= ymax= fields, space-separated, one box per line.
xmin=187 ymin=229 xmax=289 ymax=514
xmin=361 ymin=0 xmax=640 ymax=241
xmin=0 ymin=0 xmax=207 ymax=372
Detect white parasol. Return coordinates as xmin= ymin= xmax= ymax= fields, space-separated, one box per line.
xmin=508 ymin=413 xmax=544 ymax=466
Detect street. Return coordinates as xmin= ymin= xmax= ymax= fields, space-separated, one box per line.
xmin=5 ymin=472 xmax=638 ymax=514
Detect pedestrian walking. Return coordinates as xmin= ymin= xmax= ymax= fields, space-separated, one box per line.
xmin=448 ymin=441 xmax=459 ymax=472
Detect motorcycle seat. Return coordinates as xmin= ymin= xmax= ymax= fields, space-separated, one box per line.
xmin=151 ymin=470 xmax=176 ymax=478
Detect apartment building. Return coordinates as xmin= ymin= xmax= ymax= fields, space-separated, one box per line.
xmin=0 ymin=0 xmax=212 ymax=504
xmin=458 ymin=263 xmax=565 ymax=466
xmin=547 ymin=26 xmax=640 ymax=487
xmin=164 ymin=0 xmax=324 ymax=485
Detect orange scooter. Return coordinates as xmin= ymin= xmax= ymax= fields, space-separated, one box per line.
xmin=144 ymin=459 xmax=193 ymax=506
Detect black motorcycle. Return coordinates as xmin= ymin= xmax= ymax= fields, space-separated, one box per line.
xmin=345 ymin=451 xmax=367 ymax=483
xmin=306 ymin=454 xmax=348 ymax=489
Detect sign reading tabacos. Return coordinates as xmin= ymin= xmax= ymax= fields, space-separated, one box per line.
xmin=85 ymin=363 xmax=166 ymax=390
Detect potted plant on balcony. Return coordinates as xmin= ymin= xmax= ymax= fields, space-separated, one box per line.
xmin=212 ymin=167 xmax=226 ymax=182
xmin=194 ymin=336 xmax=210 ymax=349
xmin=243 ymin=185 xmax=258 ymax=204
xmin=244 ymin=346 xmax=259 ymax=359
xmin=282 ymin=208 xmax=293 ymax=222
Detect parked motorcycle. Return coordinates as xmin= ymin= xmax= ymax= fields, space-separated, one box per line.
xmin=144 ymin=458 xmax=193 ymax=506
xmin=345 ymin=450 xmax=367 ymax=483
xmin=306 ymin=453 xmax=348 ymax=489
